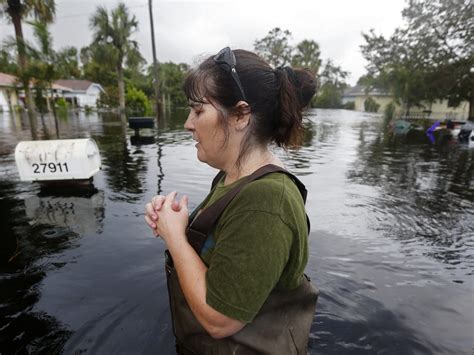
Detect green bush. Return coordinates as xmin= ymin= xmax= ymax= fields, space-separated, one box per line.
xmin=314 ymin=83 xmax=342 ymax=108
xmin=56 ymin=97 xmax=68 ymax=108
xmin=84 ymin=105 xmax=93 ymax=115
xmin=343 ymin=101 xmax=355 ymax=110
xmin=97 ymin=86 xmax=119 ymax=108
xmin=126 ymin=86 xmax=152 ymax=115
xmin=34 ymin=88 xmax=47 ymax=113
xmin=384 ymin=102 xmax=396 ymax=119
xmin=364 ymin=97 xmax=380 ymax=112
xmin=14 ymin=105 xmax=24 ymax=113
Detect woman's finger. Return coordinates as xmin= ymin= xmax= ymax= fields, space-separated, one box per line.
xmin=171 ymin=199 xmax=180 ymax=211
xmin=144 ymin=214 xmax=156 ymax=230
xmin=179 ymin=195 xmax=189 ymax=213
xmin=164 ymin=191 xmax=178 ymax=208
xmin=145 ymin=202 xmax=157 ymax=221
xmin=152 ymin=195 xmax=166 ymax=211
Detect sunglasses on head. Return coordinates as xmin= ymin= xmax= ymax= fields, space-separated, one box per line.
xmin=213 ymin=47 xmax=247 ymax=101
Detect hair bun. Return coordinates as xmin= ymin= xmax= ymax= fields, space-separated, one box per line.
xmin=276 ymin=67 xmax=317 ymax=109
xmin=293 ymin=68 xmax=317 ymax=109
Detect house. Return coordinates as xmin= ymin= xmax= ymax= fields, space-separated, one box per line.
xmin=342 ymin=85 xmax=394 ymax=112
xmin=0 ymin=72 xmax=20 ymax=112
xmin=54 ymin=79 xmax=104 ymax=108
xmin=342 ymin=85 xmax=469 ymax=120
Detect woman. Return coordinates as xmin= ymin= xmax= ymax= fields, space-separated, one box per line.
xmin=144 ymin=47 xmax=318 ymax=354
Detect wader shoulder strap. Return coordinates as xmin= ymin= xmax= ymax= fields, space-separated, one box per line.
xmin=186 ymin=164 xmax=310 ymax=254
xmin=211 ymin=170 xmax=226 ymax=190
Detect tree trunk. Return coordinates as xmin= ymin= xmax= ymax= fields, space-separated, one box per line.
xmin=117 ymin=61 xmax=126 ymax=113
xmin=37 ymin=89 xmax=49 ymax=139
xmin=469 ymin=89 xmax=474 ymax=121
xmin=404 ymin=99 xmax=411 ymax=117
xmin=10 ymin=6 xmax=37 ymax=139
xmin=50 ymin=83 xmax=60 ymax=138
xmin=148 ymin=0 xmax=161 ymax=120
xmin=46 ymin=95 xmax=51 ymax=112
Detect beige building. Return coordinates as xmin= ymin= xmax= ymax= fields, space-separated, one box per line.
xmin=342 ymin=85 xmax=469 ymax=120
xmin=0 ymin=72 xmax=20 ymax=112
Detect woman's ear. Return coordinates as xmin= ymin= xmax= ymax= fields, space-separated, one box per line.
xmin=233 ymin=101 xmax=251 ymax=131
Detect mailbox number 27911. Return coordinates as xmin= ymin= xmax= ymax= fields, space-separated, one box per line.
xmin=32 ymin=162 xmax=69 ymax=174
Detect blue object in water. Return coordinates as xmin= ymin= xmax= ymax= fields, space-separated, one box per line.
xmin=426 ymin=121 xmax=440 ymax=134
xmin=426 ymin=131 xmax=435 ymax=144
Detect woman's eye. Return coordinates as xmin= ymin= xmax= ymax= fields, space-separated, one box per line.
xmin=191 ymin=107 xmax=203 ymax=116
xmin=188 ymin=102 xmax=204 ymax=117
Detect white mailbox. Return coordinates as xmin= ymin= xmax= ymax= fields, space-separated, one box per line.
xmin=15 ymin=138 xmax=101 ymax=182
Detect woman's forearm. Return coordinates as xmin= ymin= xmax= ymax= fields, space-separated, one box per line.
xmin=167 ymin=236 xmax=245 ymax=339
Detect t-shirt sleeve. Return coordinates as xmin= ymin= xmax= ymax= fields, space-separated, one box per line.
xmin=205 ymin=210 xmax=293 ymax=323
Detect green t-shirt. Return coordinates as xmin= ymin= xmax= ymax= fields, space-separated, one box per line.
xmin=195 ymin=172 xmax=309 ymax=323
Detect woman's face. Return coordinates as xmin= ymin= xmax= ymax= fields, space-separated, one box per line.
xmin=184 ymin=100 xmax=230 ymax=169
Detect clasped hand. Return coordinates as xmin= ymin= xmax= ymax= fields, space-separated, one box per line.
xmin=144 ymin=191 xmax=189 ymax=244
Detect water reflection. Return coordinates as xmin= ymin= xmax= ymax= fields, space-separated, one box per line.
xmin=24 ymin=190 xmax=105 ymax=235
xmin=0 ymin=180 xmax=76 ymax=353
xmin=279 ymin=111 xmax=341 ymax=173
xmin=93 ymin=120 xmax=149 ymax=201
xmin=346 ymin=116 xmax=473 ymax=269
xmin=0 ymin=110 xmax=472 ymax=354
xmin=130 ymin=135 xmax=155 ymax=146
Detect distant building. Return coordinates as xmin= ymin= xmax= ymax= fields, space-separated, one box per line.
xmin=0 ymin=75 xmax=104 ymax=111
xmin=0 ymin=72 xmax=20 ymax=112
xmin=342 ymin=85 xmax=392 ymax=111
xmin=342 ymin=85 xmax=469 ymax=120
xmin=54 ymin=80 xmax=104 ymax=108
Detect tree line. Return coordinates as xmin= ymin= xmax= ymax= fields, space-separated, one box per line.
xmin=0 ymin=0 xmax=190 ymax=122
xmin=1 ymin=0 xmax=471 ymax=126
xmin=0 ymin=1 xmax=351 ymax=121
xmin=360 ymin=0 xmax=473 ymax=118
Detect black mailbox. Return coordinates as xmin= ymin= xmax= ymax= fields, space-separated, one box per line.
xmin=128 ymin=117 xmax=155 ymax=130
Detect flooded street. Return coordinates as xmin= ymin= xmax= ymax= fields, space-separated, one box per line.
xmin=0 ymin=109 xmax=472 ymax=354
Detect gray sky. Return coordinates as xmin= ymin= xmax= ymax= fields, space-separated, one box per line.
xmin=0 ymin=0 xmax=407 ymax=85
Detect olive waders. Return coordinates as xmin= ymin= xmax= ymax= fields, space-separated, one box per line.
xmin=165 ymin=164 xmax=319 ymax=354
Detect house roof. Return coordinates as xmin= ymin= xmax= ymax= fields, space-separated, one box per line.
xmin=52 ymin=83 xmax=73 ymax=91
xmin=343 ymin=84 xmax=389 ymax=97
xmin=54 ymin=79 xmax=94 ymax=91
xmin=0 ymin=72 xmax=19 ymax=87
xmin=1 ymin=75 xmax=101 ymax=92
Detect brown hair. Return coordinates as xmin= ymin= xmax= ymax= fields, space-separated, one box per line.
xmin=183 ymin=49 xmax=317 ymax=164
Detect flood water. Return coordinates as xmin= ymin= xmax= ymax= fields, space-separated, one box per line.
xmin=0 ymin=109 xmax=472 ymax=354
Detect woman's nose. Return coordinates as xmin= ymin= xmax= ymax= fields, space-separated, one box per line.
xmin=184 ymin=114 xmax=194 ymax=131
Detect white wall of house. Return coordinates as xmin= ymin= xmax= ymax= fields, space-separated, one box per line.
xmin=425 ymin=99 xmax=469 ymax=119
xmin=62 ymin=84 xmax=102 ymax=108
xmin=349 ymin=95 xmax=469 ymax=119
xmin=80 ymin=85 xmax=102 ymax=107
xmin=0 ymin=88 xmax=18 ymax=112
xmin=354 ymin=96 xmax=394 ymax=113
xmin=0 ymin=89 xmax=9 ymax=111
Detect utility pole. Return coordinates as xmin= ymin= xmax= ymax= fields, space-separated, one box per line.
xmin=148 ymin=0 xmax=161 ymax=121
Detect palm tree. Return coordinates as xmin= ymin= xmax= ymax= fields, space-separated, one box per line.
xmin=28 ymin=20 xmax=60 ymax=137
xmin=1 ymin=0 xmax=56 ymax=139
xmin=90 ymin=3 xmax=139 ymax=113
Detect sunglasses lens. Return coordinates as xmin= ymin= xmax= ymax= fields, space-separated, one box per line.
xmin=213 ymin=47 xmax=246 ymax=101
xmin=214 ymin=47 xmax=234 ymax=68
